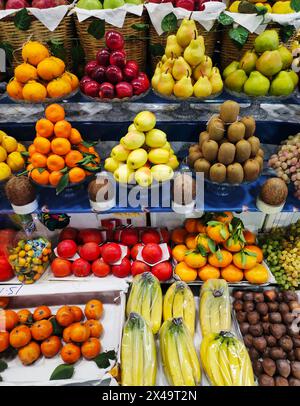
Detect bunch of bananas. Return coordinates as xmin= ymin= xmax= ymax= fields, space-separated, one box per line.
xmin=126 ymin=272 xmax=162 ymax=334
xmin=199 ymin=279 xmax=231 ymax=336
xmin=163 ymin=281 xmax=195 ymax=336
xmin=201 ymin=332 xmax=254 ymax=386
xmin=160 ymin=318 xmax=201 ymax=386
xmin=121 ymin=312 xmax=157 ymax=386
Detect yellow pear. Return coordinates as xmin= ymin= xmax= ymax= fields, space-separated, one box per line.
xmin=176 ymin=18 xmax=198 ymax=48
xmin=157 ymin=70 xmax=175 ymax=96
xmin=151 ymin=65 xmax=161 ymax=90
xmin=161 ymin=56 xmax=176 ymax=73
xmin=183 ymin=34 xmax=205 ymax=67
xmin=173 ymin=71 xmax=194 ymax=98
xmin=172 ymin=56 xmax=192 ymax=80
xmin=193 ymin=75 xmax=212 ymax=98
xmin=209 ymin=67 xmax=223 ymax=94
xmin=193 ymin=56 xmax=212 ymax=80
xmin=165 ymin=35 xmax=183 ymax=58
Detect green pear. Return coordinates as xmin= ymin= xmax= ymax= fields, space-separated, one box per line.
xmin=256 ymin=50 xmax=283 ymax=76
xmin=183 ymin=34 xmax=205 ymax=67
xmin=278 ymin=45 xmax=293 ymax=69
xmin=127 ymin=148 xmax=148 ymax=170
xmin=176 ymin=19 xmax=198 ymax=48
xmin=151 ymin=164 xmax=174 ymax=182
xmin=193 ymin=56 xmax=212 ymax=80
xmin=145 ymin=129 xmax=167 ymax=148
xmin=172 ymin=56 xmax=192 ymax=80
xmin=224 ymin=69 xmax=248 ymax=92
xmin=103 ymin=0 xmax=124 ymax=8
xmin=239 ymin=50 xmax=258 ymax=74
xmin=134 ymin=111 xmax=156 ymax=132
xmin=223 ymin=61 xmax=239 ymax=79
xmin=287 ymin=69 xmax=299 ymax=86
xmin=165 ymin=35 xmax=183 ymax=58
xmin=77 ymin=0 xmax=102 ymax=9
xmin=135 ymin=166 xmax=153 ymax=187
xmin=243 ymin=71 xmax=270 ymax=96
xmin=111 ymin=144 xmax=130 ymax=161
xmin=114 ymin=164 xmax=133 ymax=184
xmin=173 ymin=72 xmax=194 ymax=98
xmin=157 ymin=70 xmax=175 ymax=96
xmin=151 ymin=64 xmax=161 ymax=90
xmin=270 ymin=71 xmax=294 ymax=96
xmin=254 ymin=29 xmax=279 ymax=53
xmin=148 ymin=148 xmax=170 ymax=164
xmin=209 ymin=67 xmax=223 ymax=94
xmin=104 ymin=157 xmax=120 ymax=173
xmin=166 ymin=154 xmax=179 ymax=170
xmin=193 ymin=75 xmax=212 ymax=97
xmin=121 ymin=131 xmax=145 ymax=150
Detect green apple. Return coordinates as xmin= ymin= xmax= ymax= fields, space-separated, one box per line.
xmin=166 ymin=154 xmax=179 ymax=170
xmin=121 ymin=131 xmax=145 ymax=150
xmin=148 ymin=148 xmax=169 ymax=164
xmin=127 ymin=148 xmax=148 ymax=170
xmin=114 ymin=164 xmax=133 ymax=184
xmin=125 ymin=0 xmax=143 ymax=4
xmin=77 ymin=0 xmax=102 ymax=9
xmin=104 ymin=157 xmax=121 ymax=173
xmin=103 ymin=0 xmax=125 ymax=9
xmin=111 ymin=144 xmax=130 ymax=161
xmin=151 ymin=164 xmax=174 ymax=182
xmin=134 ymin=111 xmax=156 ymax=132
xmin=135 ymin=166 xmax=153 ymax=187
xmin=145 ymin=129 xmax=167 ymax=148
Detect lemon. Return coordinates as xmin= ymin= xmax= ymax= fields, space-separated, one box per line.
xmin=7 ymin=151 xmax=25 ymax=172
xmin=0 ymin=130 xmax=7 ymax=144
xmin=0 ymin=145 xmax=7 ymax=162
xmin=0 ymin=162 xmax=11 ymax=181
xmin=229 ymin=1 xmax=241 ymax=12
xmin=17 ymin=143 xmax=26 ymax=153
xmin=2 ymin=135 xmax=18 ymax=153
xmin=272 ymin=1 xmax=294 ymax=13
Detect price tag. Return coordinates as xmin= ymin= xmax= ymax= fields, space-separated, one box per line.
xmin=0 ymin=285 xmax=23 ymax=297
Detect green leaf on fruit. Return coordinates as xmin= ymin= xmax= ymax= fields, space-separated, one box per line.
xmin=241 ymin=251 xmax=246 ymax=267
xmin=94 ymin=350 xmax=117 ymax=369
xmin=161 ymin=13 xmax=177 ymax=33
xmin=37 ymin=168 xmax=45 ymax=174
xmin=50 ymin=317 xmax=63 ymax=337
xmin=218 ymin=12 xmax=233 ymax=26
xmin=229 ymin=26 xmax=249 ymax=48
xmin=47 ymin=40 xmax=66 ymax=62
xmin=82 ymin=140 xmax=98 ymax=148
xmin=131 ymin=23 xmax=149 ymax=31
xmin=280 ymin=25 xmax=295 ymax=43
xmin=0 ymin=360 xmax=7 ymax=373
xmin=50 ymin=364 xmax=74 ymax=381
xmin=245 ymin=250 xmax=257 ymax=258
xmin=0 ymin=42 xmax=13 ymax=66
xmin=291 ymin=0 xmax=300 ymax=11
xmin=255 ymin=5 xmax=268 ymax=15
xmin=207 ymin=238 xmax=216 ymax=254
xmin=14 ymin=9 xmax=31 ymax=31
xmin=216 ymin=249 xmax=223 ymax=262
xmin=88 ymin=19 xmax=105 ymax=40
xmin=56 ymin=173 xmax=69 ymax=195
xmin=238 ymin=1 xmax=257 ymax=14
xmin=197 ymin=244 xmax=208 ymax=257
xmin=149 ymin=43 xmax=165 ymax=57
xmin=220 ymin=227 xmax=228 ymax=240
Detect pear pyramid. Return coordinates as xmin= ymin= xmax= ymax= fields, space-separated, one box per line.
xmin=152 ymin=18 xmax=223 ymax=99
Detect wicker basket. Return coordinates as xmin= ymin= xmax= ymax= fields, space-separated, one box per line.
xmin=75 ymin=11 xmax=148 ymax=71
xmin=0 ymin=15 xmax=74 ymax=71
xmin=220 ymin=24 xmax=298 ymax=70
xmin=149 ymin=22 xmax=218 ymax=72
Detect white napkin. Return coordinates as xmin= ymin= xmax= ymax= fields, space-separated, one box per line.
xmin=145 ymin=2 xmax=174 ymax=35
xmin=224 ymin=11 xmax=264 ymax=33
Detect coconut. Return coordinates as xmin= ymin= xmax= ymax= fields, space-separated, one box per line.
xmin=88 ymin=176 xmax=115 ymax=212
xmin=172 ymin=173 xmax=196 ymax=210
xmin=5 ymin=176 xmax=37 ymax=214
xmin=260 ymin=178 xmax=288 ymax=206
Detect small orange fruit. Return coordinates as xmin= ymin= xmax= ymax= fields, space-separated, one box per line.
xmin=15 ymin=63 xmax=38 ymax=84
xmin=45 ymin=103 xmax=65 ymax=123
xmin=22 ymin=81 xmax=47 ymax=102
xmin=243 ymin=230 xmax=256 ymax=245
xmin=22 ymin=41 xmax=49 ymax=66
xmin=56 ymin=306 xmax=74 ymax=327
xmin=70 ymin=306 xmax=84 ymax=322
xmin=81 ymin=338 xmax=101 ymax=360
xmin=51 ymin=56 xmax=65 ymax=72
xmin=65 ymin=150 xmax=83 ymax=168
xmin=244 ymin=264 xmax=269 ymax=284
xmin=17 ymin=309 xmax=32 ymax=324
xmin=0 ymin=331 xmax=10 ymax=352
xmin=244 ymin=245 xmax=263 ymax=263
xmin=184 ymin=218 xmax=198 ymax=233
xmin=33 ymin=305 xmax=51 ymax=321
xmin=61 ymin=343 xmax=81 ymax=364
xmin=172 ymin=244 xmax=188 ymax=262
xmin=47 ymin=78 xmax=72 ymax=99
xmin=35 ymin=118 xmax=54 ymax=138
xmin=28 ymin=144 xmax=36 ymax=156
xmin=215 ymin=211 xmax=233 ymax=224
xmin=7 ymin=78 xmax=24 ymax=100
xmin=30 ymin=168 xmax=49 ymax=185
xmin=221 ymin=264 xmax=244 ymax=283
xmin=198 ymin=264 xmax=220 ymax=281
xmin=37 ymin=57 xmax=64 ymax=81
xmin=85 ymin=299 xmax=103 ymax=320
xmin=223 ymin=238 xmax=245 ymax=253
xmin=51 ymin=138 xmax=71 ymax=156
xmin=47 ymin=154 xmax=65 ymax=172
xmin=69 ymin=167 xmax=86 ymax=184
xmin=69 ymin=128 xmax=83 ymax=145
xmin=31 ymin=152 xmax=47 ymax=168
xmin=61 ymin=72 xmax=79 ymax=90
xmin=184 ymin=251 xmax=207 ymax=269
xmin=233 ymin=249 xmax=257 ymax=270
xmin=62 ymin=325 xmax=73 ymax=343
xmin=171 ymin=228 xmax=188 ymax=244
xmin=196 ymin=233 xmax=214 ymax=254
xmin=84 ymin=319 xmax=103 ymax=338
xmin=33 ymin=137 xmax=51 ymax=155
xmin=54 ymin=120 xmax=72 ymax=139
xmin=1 ymin=309 xmax=19 ymax=331
xmin=18 ymin=341 xmax=41 ymax=365
xmin=208 ymin=249 xmax=233 ymax=268
xmin=0 ymin=297 xmax=9 ymax=309
xmin=70 ymin=322 xmax=90 ymax=343
xmin=9 ymin=325 xmax=32 ymax=348
xmin=49 ymin=171 xmax=63 ymax=187
xmin=206 ymin=222 xmax=230 ymax=244
xmin=31 ymin=319 xmax=53 ymax=341
xmin=41 ymin=335 xmax=61 ymax=358
xmin=185 ymin=233 xmax=198 ymax=250
xmin=27 ymin=163 xmax=34 ymax=173
xmin=196 ymin=220 xmax=207 ymax=233
xmin=174 ymin=261 xmax=197 ymax=282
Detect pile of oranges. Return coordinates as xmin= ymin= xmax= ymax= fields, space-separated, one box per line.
xmin=0 ymin=299 xmax=104 ymax=366
xmin=26 ymin=103 xmax=100 ymax=190
xmin=171 ymin=211 xmax=269 ymax=284
xmin=6 ymin=41 xmax=79 ymax=103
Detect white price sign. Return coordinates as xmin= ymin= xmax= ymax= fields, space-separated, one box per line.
xmin=0 ymin=285 xmax=23 ymax=297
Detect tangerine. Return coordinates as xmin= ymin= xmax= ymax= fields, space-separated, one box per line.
xmin=223 ymin=238 xmax=245 ymax=252
xmin=84 ymin=319 xmax=103 ymax=338
xmin=174 ymin=261 xmax=197 ymax=282
xmin=7 ymin=78 xmax=24 ymax=100
xmin=70 ymin=306 xmax=84 ymax=322
xmin=30 ymin=168 xmax=49 ymax=185
xmin=41 ymin=335 xmax=61 ymax=358
xmin=31 ymin=152 xmax=47 ymax=168
xmin=22 ymin=41 xmax=49 ymax=66
xmin=171 ymin=228 xmax=188 ymax=244
xmin=31 ymin=319 xmax=53 ymax=341
xmin=233 ymin=250 xmax=257 ymax=270
xmin=61 ymin=72 xmax=79 ymax=90
xmin=65 ymin=150 xmax=83 ymax=168
xmin=196 ymin=233 xmax=213 ymax=254
xmin=45 ymin=104 xmax=65 ymax=123
xmin=208 ymin=249 xmax=233 ymax=268
xmin=81 ymin=338 xmax=101 ymax=360
xmin=22 ymin=81 xmax=47 ymax=102
xmin=172 ymin=244 xmax=188 ymax=262
xmin=54 ymin=120 xmax=72 ymax=139
xmin=0 ymin=297 xmax=9 ymax=309
xmin=70 ymin=322 xmax=90 ymax=343
xmin=17 ymin=309 xmax=32 ymax=324
xmin=69 ymin=167 xmax=86 ymax=184
xmin=47 ymin=154 xmax=65 ymax=172
xmin=184 ymin=218 xmax=198 ymax=233
xmin=33 ymin=137 xmax=51 ymax=155
xmin=243 ymin=230 xmax=256 ymax=245
xmin=69 ymin=128 xmax=83 ymax=145
xmin=18 ymin=341 xmax=41 ymax=365
xmin=206 ymin=222 xmax=230 ymax=244
xmin=221 ymin=264 xmax=244 ymax=283
xmin=0 ymin=331 xmax=9 ymax=352
xmin=60 ymin=343 xmax=81 ymax=364
xmin=56 ymin=306 xmax=74 ymax=327
xmin=33 ymin=305 xmax=51 ymax=321
xmin=196 ymin=220 xmax=207 ymax=233
xmin=51 ymin=138 xmax=71 ymax=156
xmin=244 ymin=245 xmax=263 ymax=263
xmin=47 ymin=78 xmax=72 ymax=99
xmin=85 ymin=299 xmax=103 ymax=320
xmin=215 ymin=211 xmax=234 ymax=224
xmin=198 ymin=264 xmax=220 ymax=281
xmin=37 ymin=57 xmax=64 ymax=81
xmin=9 ymin=325 xmax=31 ymax=348
xmin=185 ymin=233 xmax=198 ymax=250
xmin=35 ymin=118 xmax=54 ymax=138
xmin=15 ymin=63 xmax=38 ymax=84
xmin=244 ymin=264 xmax=269 ymax=284
xmin=28 ymin=144 xmax=36 ymax=156
xmin=184 ymin=251 xmax=207 ymax=269
xmin=49 ymin=171 xmax=63 ymax=187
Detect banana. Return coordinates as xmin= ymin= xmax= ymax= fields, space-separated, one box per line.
xmin=132 ymin=314 xmax=144 ymax=386
xmin=172 ymin=286 xmax=184 ymax=319
xmin=181 ymin=323 xmax=201 ymax=384
xmin=176 ymin=331 xmax=195 ymax=386
xmin=150 ymin=277 xmax=163 ymax=334
xmin=142 ymin=314 xmax=157 ymax=385
xmin=163 ymin=282 xmax=177 ymax=320
xmin=182 ymin=283 xmax=195 ymax=337
xmin=164 ymin=320 xmax=185 ymax=385
xmin=141 ymin=279 xmax=152 ymax=327
xmin=121 ymin=314 xmax=134 ymax=386
xmin=206 ymin=336 xmax=224 ymax=386
xmin=126 ymin=274 xmax=144 ymax=316
xmin=227 ymin=337 xmax=242 ymax=386
xmin=233 ymin=337 xmax=255 ymax=386
xmin=218 ymin=338 xmax=232 ymax=386
xmin=159 ymin=320 xmax=172 ymax=384
xmin=209 ymin=296 xmax=221 ymax=334
xmin=200 ymin=290 xmax=212 ymax=336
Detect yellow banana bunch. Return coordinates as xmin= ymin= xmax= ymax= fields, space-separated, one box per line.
xmin=121 ymin=312 xmax=157 ymax=386
xmin=200 ymin=332 xmax=254 ymax=386
xmin=126 ymin=272 xmax=162 ymax=334
xmin=160 ymin=318 xmax=201 ymax=386
xmin=199 ymin=278 xmax=231 ymax=336
xmin=163 ymin=281 xmax=195 ymax=336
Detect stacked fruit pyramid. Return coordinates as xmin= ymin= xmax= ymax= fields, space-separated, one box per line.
xmin=104 ymin=111 xmax=179 ymax=185
xmin=223 ymin=30 xmax=298 ymax=97
xmin=152 ymin=18 xmax=223 ymax=99
xmin=0 ymin=132 xmax=26 ymax=182
xmin=6 ymin=41 xmax=79 ymax=103
xmin=188 ymin=100 xmax=264 ymax=184
xmin=27 ymin=104 xmax=100 ymax=191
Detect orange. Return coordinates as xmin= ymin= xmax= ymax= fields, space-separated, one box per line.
xmin=41 ymin=335 xmax=61 ymax=358
xmin=244 ymin=245 xmax=263 ymax=263
xmin=233 ymin=249 xmax=257 ymax=270
xmin=14 ymin=63 xmax=38 ymax=84
xmin=9 ymin=325 xmax=32 ymax=348
xmin=51 ymin=138 xmax=71 ymax=156
xmin=31 ymin=319 xmax=53 ymax=341
xmin=174 ymin=261 xmax=197 ymax=282
xmin=0 ymin=331 xmax=9 ymax=352
xmin=56 ymin=306 xmax=74 ymax=327
xmin=47 ymin=78 xmax=72 ymax=99
xmin=69 ymin=167 xmax=86 ymax=184
xmin=206 ymin=222 xmax=230 ymax=244
xmin=22 ymin=41 xmax=49 ymax=66
xmin=61 ymin=343 xmax=81 ymax=364
xmin=184 ymin=218 xmax=198 ymax=233
xmin=35 ymin=118 xmax=54 ymax=138
xmin=198 ymin=264 xmax=220 ymax=281
xmin=208 ymin=249 xmax=233 ymax=268
xmin=54 ymin=120 xmax=72 ymax=139
xmin=1 ymin=309 xmax=18 ymax=331
xmin=17 ymin=309 xmax=32 ymax=324
xmin=70 ymin=306 xmax=84 ymax=322
xmin=33 ymin=137 xmax=51 ymax=155
xmin=0 ymin=297 xmax=9 ymax=309
xmin=243 ymin=230 xmax=256 ymax=245
xmin=172 ymin=244 xmax=188 ymax=262
xmin=27 ymin=163 xmax=34 ymax=173
xmin=22 ymin=81 xmax=47 ymax=102
xmin=223 ymin=238 xmax=245 ymax=252
xmin=70 ymin=322 xmax=90 ymax=343
xmin=45 ymin=103 xmax=65 ymax=123
xmin=196 ymin=233 xmax=214 ymax=254
xmin=85 ymin=299 xmax=103 ymax=320
xmin=84 ymin=319 xmax=103 ymax=338
xmin=81 ymin=337 xmax=101 ymax=360
xmin=65 ymin=150 xmax=83 ymax=168
xmin=63 ymin=325 xmax=73 ymax=343
xmin=215 ymin=211 xmax=233 ymax=224
xmin=47 ymin=154 xmax=65 ymax=172
xmin=30 ymin=168 xmax=49 ymax=185
xmin=7 ymin=78 xmax=24 ymax=100
xmin=244 ymin=264 xmax=269 ymax=284
xmin=185 ymin=233 xmax=198 ymax=250
xmin=184 ymin=251 xmax=207 ymax=269
xmin=31 ymin=152 xmax=47 ymax=168
xmin=61 ymin=72 xmax=79 ymax=90
xmin=221 ymin=264 xmax=244 ymax=283
xmin=171 ymin=228 xmax=188 ymax=244
xmin=196 ymin=220 xmax=207 ymax=233
xmin=18 ymin=341 xmax=41 ymax=365
xmin=37 ymin=57 xmax=64 ymax=81
xmin=49 ymin=171 xmax=63 ymax=187
xmin=69 ymin=128 xmax=83 ymax=145
xmin=28 ymin=144 xmax=36 ymax=156
xmin=33 ymin=305 xmax=51 ymax=321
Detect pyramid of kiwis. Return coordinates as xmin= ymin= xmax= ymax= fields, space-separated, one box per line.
xmin=188 ymin=100 xmax=264 ymax=184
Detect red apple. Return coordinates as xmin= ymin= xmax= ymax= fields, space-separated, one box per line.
xmin=59 ymin=227 xmax=78 ymax=242
xmin=141 ymin=243 xmax=163 ymax=264
xmin=141 ymin=229 xmax=161 ymax=245
xmin=131 ymin=78 xmax=146 ymax=96
xmin=111 ymin=257 xmax=131 ymax=278
xmin=131 ymin=260 xmax=151 ymax=276
xmin=105 ymin=30 xmax=125 ymax=51
xmin=175 ymin=0 xmax=195 ymax=10
xmin=84 ymin=60 xmax=98 ymax=77
xmin=109 ymin=50 xmax=126 ymax=69
xmin=71 ymin=258 xmax=91 ymax=277
xmin=91 ymin=65 xmax=107 ymax=83
xmin=80 ymin=76 xmax=92 ymax=92
xmin=126 ymin=60 xmax=139 ymax=75
xmin=123 ymin=66 xmax=138 ymax=82
xmin=83 ymin=80 xmax=101 ymax=97
xmin=32 ymin=0 xmax=55 ymax=8
xmin=6 ymin=0 xmax=29 ymax=8
xmin=130 ymin=243 xmax=144 ymax=260
xmin=106 ymin=65 xmax=123 ymax=84
xmin=96 ymin=48 xmax=111 ymax=66
xmin=115 ymin=82 xmax=133 ymax=99
xmin=137 ymin=72 xmax=150 ymax=90
xmin=99 ymin=82 xmax=115 ymax=99
xmin=160 ymin=228 xmax=170 ymax=243
xmin=92 ymin=258 xmax=110 ymax=277
xmin=120 ymin=228 xmax=139 ymax=246
xmin=78 ymin=229 xmax=103 ymax=245
xmin=152 ymin=261 xmax=172 ymax=281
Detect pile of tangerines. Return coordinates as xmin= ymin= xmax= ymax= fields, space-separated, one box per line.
xmin=0 ymin=299 xmax=103 ymax=366
xmin=26 ymin=104 xmax=100 ymax=190
xmin=171 ymin=211 xmax=269 ymax=284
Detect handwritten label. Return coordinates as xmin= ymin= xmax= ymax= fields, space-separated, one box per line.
xmin=0 ymin=285 xmax=23 ymax=297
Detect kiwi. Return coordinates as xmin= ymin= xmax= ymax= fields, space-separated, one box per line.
xmin=188 ymin=151 xmax=203 ymax=167
xmin=194 ymin=158 xmax=211 ymax=178
xmin=243 ymin=159 xmax=260 ymax=182
xmin=209 ymin=163 xmax=226 ymax=183
xmin=240 ymin=116 xmax=256 ymax=138
xmin=189 ymin=144 xmax=201 ymax=154
xmin=227 ymin=163 xmax=244 ymax=184
xmin=254 ymin=156 xmax=264 ymax=172
xmin=207 ymin=117 xmax=225 ymax=142
xmin=199 ymin=131 xmax=210 ymax=148
xmin=219 ymin=100 xmax=240 ymax=123
xmin=257 ymin=148 xmax=265 ymax=158
xmin=202 ymin=140 xmax=219 ymax=162
xmin=248 ymin=136 xmax=261 ymax=157
xmin=235 ymin=140 xmax=251 ymax=163
xmin=227 ymin=121 xmax=246 ymax=143
xmin=217 ymin=142 xmax=236 ymax=165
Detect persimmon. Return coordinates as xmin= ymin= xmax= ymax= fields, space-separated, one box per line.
xmin=41 ymin=335 xmax=61 ymax=358
xmin=1 ymin=309 xmax=18 ymax=331
xmin=56 ymin=306 xmax=75 ymax=327
xmin=0 ymin=331 xmax=9 ymax=352
xmin=84 ymin=319 xmax=103 ymax=338
xmin=81 ymin=338 xmax=101 ymax=360
xmin=18 ymin=341 xmax=41 ymax=365
xmin=33 ymin=305 xmax=51 ymax=321
xmin=0 ymin=297 xmax=9 ymax=309
xmin=70 ymin=306 xmax=84 ymax=322
xmin=70 ymin=322 xmax=90 ymax=343
xmin=31 ymin=319 xmax=53 ymax=341
xmin=84 ymin=299 xmax=103 ymax=320
xmin=60 ymin=343 xmax=81 ymax=364
xmin=171 ymin=228 xmax=188 ymax=244
xmin=9 ymin=325 xmax=31 ymax=348
xmin=184 ymin=218 xmax=198 ymax=233
xmin=62 ymin=324 xmax=73 ymax=343
xmin=17 ymin=309 xmax=32 ymax=324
